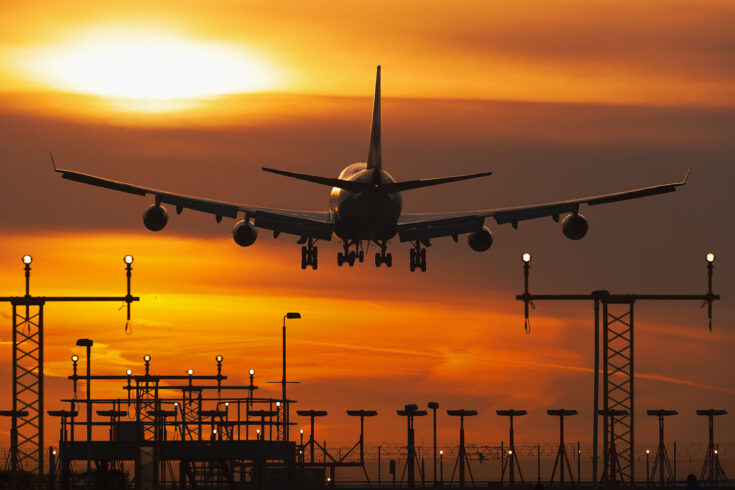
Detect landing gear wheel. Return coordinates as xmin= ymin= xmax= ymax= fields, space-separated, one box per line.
xmin=374 ymin=240 xmax=391 ymax=268
xmin=311 ymin=247 xmax=318 ymax=270
xmin=409 ymin=242 xmax=428 ymax=272
xmin=375 ymin=253 xmax=382 ymax=267
xmin=300 ymin=239 xmax=318 ymax=270
xmin=386 ymin=253 xmax=392 ymax=267
xmin=337 ymin=252 xmax=344 ymax=266
xmin=358 ymin=251 xmax=365 ymax=263
xmin=301 ymin=246 xmax=308 ymax=270
xmin=348 ymin=251 xmax=356 ymax=266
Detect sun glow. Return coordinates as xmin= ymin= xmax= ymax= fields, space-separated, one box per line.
xmin=21 ymin=28 xmax=279 ymax=102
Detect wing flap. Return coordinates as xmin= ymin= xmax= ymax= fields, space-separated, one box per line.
xmin=398 ymin=216 xmax=481 ymax=242
xmin=254 ymin=211 xmax=333 ymax=240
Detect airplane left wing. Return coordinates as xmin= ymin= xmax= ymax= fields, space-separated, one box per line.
xmin=397 ymin=168 xmax=690 ymax=242
xmin=54 ymin=164 xmax=334 ymax=240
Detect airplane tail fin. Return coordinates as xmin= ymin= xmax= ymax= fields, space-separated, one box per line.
xmin=366 ymin=65 xmax=381 ymax=170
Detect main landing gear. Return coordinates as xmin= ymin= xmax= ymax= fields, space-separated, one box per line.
xmin=299 ymin=237 xmax=318 ymax=270
xmin=374 ymin=241 xmax=392 ymax=267
xmin=409 ymin=240 xmax=428 ymax=272
xmin=337 ymin=240 xmax=365 ymax=267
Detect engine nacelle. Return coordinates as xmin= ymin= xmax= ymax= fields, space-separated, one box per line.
xmin=467 ymin=226 xmax=494 ymax=252
xmin=233 ymin=220 xmax=258 ymax=247
xmin=142 ymin=204 xmax=168 ymax=232
xmin=562 ymin=213 xmax=588 ymax=240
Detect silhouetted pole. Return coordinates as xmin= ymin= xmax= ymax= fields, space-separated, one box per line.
xmin=647 ymin=409 xmax=677 ymax=485
xmin=76 ymin=338 xmax=93 ymax=490
xmin=397 ymin=404 xmax=427 ymax=489
xmin=282 ymin=312 xmax=301 ymax=442
xmin=498 ymin=409 xmax=526 ymax=485
xmin=548 ymin=409 xmax=578 ymax=486
xmin=697 ymin=409 xmax=729 ymax=486
xmin=428 ymin=401 xmax=439 ymax=484
xmin=448 ymin=409 xmax=477 ymax=489
xmin=599 ymin=409 xmax=627 ymax=484
xmin=296 ymin=410 xmax=328 ymax=464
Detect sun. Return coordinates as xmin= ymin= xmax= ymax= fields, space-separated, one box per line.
xmin=21 ymin=28 xmax=279 ymax=102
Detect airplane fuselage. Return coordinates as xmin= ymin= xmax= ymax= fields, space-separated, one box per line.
xmin=329 ymin=163 xmax=402 ymax=241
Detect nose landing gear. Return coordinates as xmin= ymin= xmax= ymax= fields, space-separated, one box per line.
xmin=374 ymin=241 xmax=392 ymax=267
xmin=299 ymin=237 xmax=318 ymax=270
xmin=409 ymin=240 xmax=428 ymax=272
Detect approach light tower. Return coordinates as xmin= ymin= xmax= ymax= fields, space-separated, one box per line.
xmin=517 ymin=252 xmax=720 ymax=488
xmin=0 ymin=255 xmax=139 ymax=490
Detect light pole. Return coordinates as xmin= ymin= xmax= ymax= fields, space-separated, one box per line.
xmin=76 ymin=338 xmax=93 ymax=489
xmin=428 ymin=402 xmax=439 ymax=485
xmin=646 ymin=449 xmax=650 ymax=486
xmin=440 ymin=450 xmax=444 ymax=485
xmin=282 ymin=312 xmax=301 ymax=442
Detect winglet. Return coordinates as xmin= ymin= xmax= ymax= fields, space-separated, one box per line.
xmin=681 ymin=165 xmax=692 ymax=185
xmin=50 ymin=152 xmax=59 ymax=172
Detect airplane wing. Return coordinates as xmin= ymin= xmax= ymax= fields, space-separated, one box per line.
xmin=396 ymin=168 xmax=690 ymax=242
xmin=53 ymin=163 xmax=334 ymax=240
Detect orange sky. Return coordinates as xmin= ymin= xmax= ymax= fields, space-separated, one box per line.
xmin=0 ymin=0 xmax=734 ymax=468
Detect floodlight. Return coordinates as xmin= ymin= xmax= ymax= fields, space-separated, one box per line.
xmin=706 ymin=252 xmax=716 ymax=263
xmin=125 ymin=369 xmax=132 ymax=376
xmin=249 ymin=369 xmax=255 ymax=375
xmin=143 ymin=354 xmax=151 ymax=362
xmin=123 ymin=255 xmax=134 ymax=265
xmin=286 ymin=312 xmax=301 ymax=319
xmin=522 ymin=252 xmax=532 ymax=263
xmin=71 ymin=355 xmax=79 ymax=362
xmin=216 ymin=355 xmax=223 ymax=362
xmin=22 ymin=255 xmax=32 ymax=265
xmin=76 ymin=339 xmax=93 ymax=347
xmin=187 ymin=369 xmax=193 ymax=375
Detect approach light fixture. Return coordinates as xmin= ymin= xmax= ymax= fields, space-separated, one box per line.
xmin=174 ymin=402 xmax=179 ymax=407
xmin=715 ymin=449 xmax=719 ymax=455
xmin=22 ymin=255 xmax=33 ymax=265
xmin=440 ymin=450 xmax=443 ymax=455
xmin=125 ymin=369 xmax=132 ymax=376
xmin=249 ymin=369 xmax=255 ymax=375
xmin=52 ymin=449 xmax=57 ymax=455
xmin=286 ymin=312 xmax=301 ymax=319
xmin=124 ymin=255 xmax=134 ymax=265
xmin=216 ymin=355 xmax=223 ymax=362
xmin=213 ymin=429 xmax=217 ymax=435
xmin=646 ymin=449 xmax=650 ymax=455
xmin=143 ymin=354 xmax=151 ymax=362
xmin=508 ymin=450 xmax=513 ymax=455
xmin=225 ymin=402 xmax=229 ymax=407
xmin=300 ymin=429 xmax=304 ymax=434
xmin=187 ymin=369 xmax=193 ymax=375
xmin=71 ymin=355 xmax=79 ymax=362
xmin=706 ymin=252 xmax=716 ymax=263
xmin=522 ymin=252 xmax=532 ymax=263
xmin=276 ymin=401 xmax=281 ymax=407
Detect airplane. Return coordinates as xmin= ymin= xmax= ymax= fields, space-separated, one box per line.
xmin=53 ymin=66 xmax=690 ymax=272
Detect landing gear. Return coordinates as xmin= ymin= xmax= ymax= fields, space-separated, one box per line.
xmin=374 ymin=241 xmax=392 ymax=267
xmin=337 ymin=241 xmax=364 ymax=267
xmin=300 ymin=238 xmax=318 ymax=270
xmin=409 ymin=241 xmax=427 ymax=272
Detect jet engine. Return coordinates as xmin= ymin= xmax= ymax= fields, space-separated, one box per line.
xmin=467 ymin=226 xmax=494 ymax=252
xmin=142 ymin=204 xmax=168 ymax=232
xmin=233 ymin=220 xmax=258 ymax=247
xmin=562 ymin=213 xmax=588 ymax=240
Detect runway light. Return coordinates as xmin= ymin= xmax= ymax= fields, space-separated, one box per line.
xmin=276 ymin=401 xmax=281 ymax=407
xmin=174 ymin=402 xmax=179 ymax=407
xmin=52 ymin=449 xmax=57 ymax=455
xmin=213 ymin=429 xmax=217 ymax=435
xmin=249 ymin=369 xmax=255 ymax=375
xmin=300 ymin=429 xmax=304 ymax=434
xmin=22 ymin=255 xmax=33 ymax=265
xmin=187 ymin=369 xmax=193 ymax=375
xmin=126 ymin=369 xmax=132 ymax=376
xmin=124 ymin=255 xmax=134 ymax=264
xmin=216 ymin=355 xmax=223 ymax=362
xmin=706 ymin=252 xmax=716 ymax=263
xmin=143 ymin=354 xmax=151 ymax=362
xmin=522 ymin=252 xmax=532 ymax=263
xmin=71 ymin=355 xmax=79 ymax=362
xmin=508 ymin=450 xmax=513 ymax=455
xmin=327 ymin=477 xmax=331 ymax=482
xmin=714 ymin=449 xmax=718 ymax=455
xmin=646 ymin=449 xmax=650 ymax=455
xmin=225 ymin=402 xmax=229 ymax=407
xmin=440 ymin=450 xmax=444 ymax=455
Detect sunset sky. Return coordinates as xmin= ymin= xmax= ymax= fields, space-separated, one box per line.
xmin=0 ymin=0 xmax=734 ymax=462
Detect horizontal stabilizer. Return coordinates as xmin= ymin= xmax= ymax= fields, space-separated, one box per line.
xmin=263 ymin=167 xmax=492 ymax=193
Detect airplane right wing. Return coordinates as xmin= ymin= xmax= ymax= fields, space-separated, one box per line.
xmin=54 ymin=161 xmax=334 ymax=241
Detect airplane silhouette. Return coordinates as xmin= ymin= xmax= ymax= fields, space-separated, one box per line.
xmin=54 ymin=66 xmax=690 ymax=271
